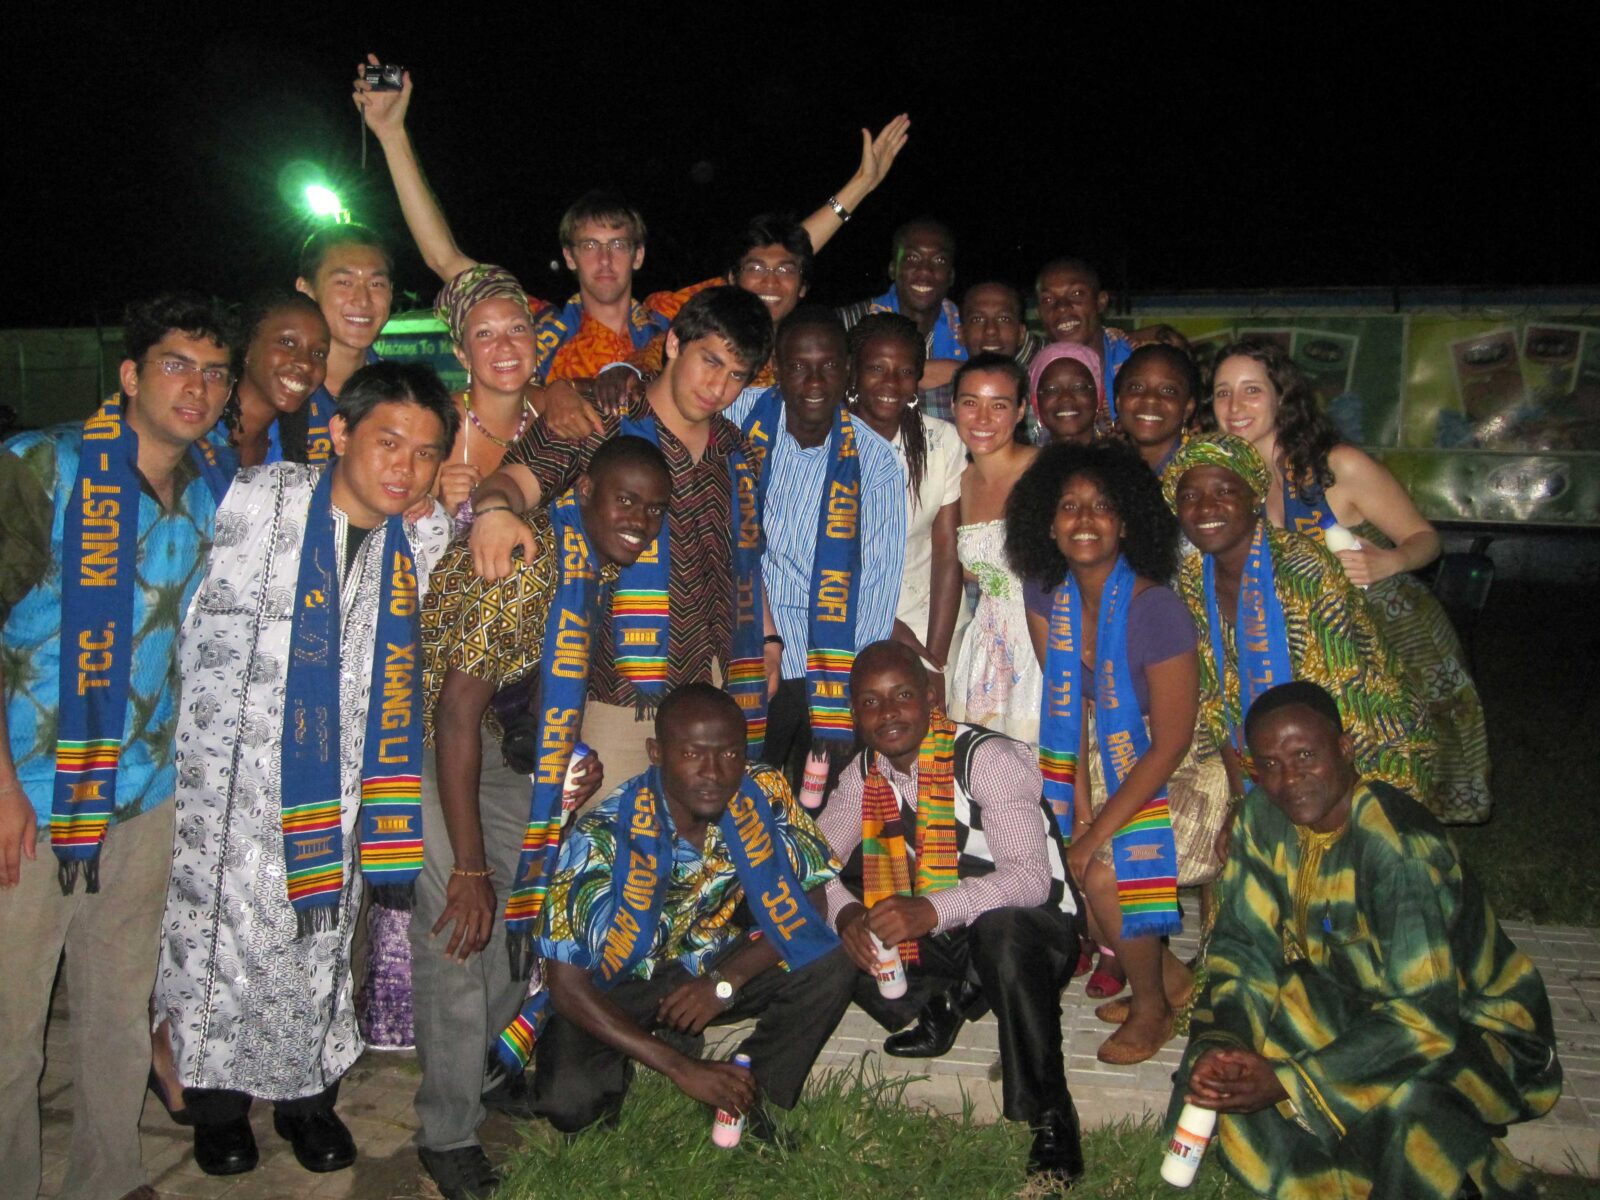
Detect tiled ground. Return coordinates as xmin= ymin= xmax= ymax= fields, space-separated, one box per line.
xmin=37 ymin=924 xmax=1600 ymax=1197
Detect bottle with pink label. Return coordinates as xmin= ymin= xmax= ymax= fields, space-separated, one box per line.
xmin=710 ymin=1052 xmax=754 ymax=1148
xmin=799 ymin=750 xmax=829 ymax=809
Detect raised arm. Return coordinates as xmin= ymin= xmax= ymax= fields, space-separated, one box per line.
xmin=800 ymin=115 xmax=911 ymax=255
xmin=353 ymin=55 xmax=479 ymax=283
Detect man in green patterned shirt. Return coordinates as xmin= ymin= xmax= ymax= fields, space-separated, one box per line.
xmin=1170 ymin=681 xmax=1561 ymax=1200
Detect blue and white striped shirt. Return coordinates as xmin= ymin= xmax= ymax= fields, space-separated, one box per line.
xmin=728 ymin=390 xmax=907 ymax=679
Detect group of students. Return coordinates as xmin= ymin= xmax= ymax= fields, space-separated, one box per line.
xmin=0 ymin=59 xmax=1564 ymax=1200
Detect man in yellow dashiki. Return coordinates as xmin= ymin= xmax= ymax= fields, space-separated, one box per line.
xmin=1170 ymin=681 xmax=1561 ymax=1200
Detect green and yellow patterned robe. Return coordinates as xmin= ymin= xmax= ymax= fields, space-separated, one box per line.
xmin=1170 ymin=781 xmax=1562 ymax=1199
xmin=1177 ymin=525 xmax=1438 ymax=806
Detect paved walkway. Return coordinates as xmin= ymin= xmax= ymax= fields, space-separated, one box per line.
xmin=37 ymin=924 xmax=1599 ymax=1197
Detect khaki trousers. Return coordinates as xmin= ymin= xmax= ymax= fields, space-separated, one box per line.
xmin=0 ymin=801 xmax=175 ymax=1200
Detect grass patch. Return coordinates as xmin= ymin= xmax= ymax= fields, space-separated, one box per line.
xmin=1450 ymin=582 xmax=1600 ymax=927
xmin=496 ymin=1058 xmax=1243 ymax=1199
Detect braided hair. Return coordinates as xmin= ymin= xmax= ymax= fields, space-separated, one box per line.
xmin=848 ymin=312 xmax=929 ymax=499
xmin=224 ymin=290 xmax=324 ymax=463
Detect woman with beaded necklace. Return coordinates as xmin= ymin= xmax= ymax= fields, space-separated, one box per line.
xmin=433 ymin=264 xmax=540 ymax=529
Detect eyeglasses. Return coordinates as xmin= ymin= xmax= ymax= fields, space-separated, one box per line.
xmin=571 ymin=237 xmax=635 ymax=257
xmin=143 ymin=358 xmax=233 ymax=389
xmin=738 ymin=260 xmax=801 ymax=281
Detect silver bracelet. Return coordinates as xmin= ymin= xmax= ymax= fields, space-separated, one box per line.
xmin=827 ymin=194 xmax=852 ymax=222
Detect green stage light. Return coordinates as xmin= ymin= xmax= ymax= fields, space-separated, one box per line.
xmin=305 ymin=184 xmax=345 ymax=219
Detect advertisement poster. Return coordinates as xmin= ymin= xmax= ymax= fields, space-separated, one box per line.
xmin=1118 ymin=309 xmax=1600 ymax=527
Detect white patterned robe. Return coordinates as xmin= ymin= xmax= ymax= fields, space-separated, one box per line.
xmin=156 ymin=464 xmax=450 ymax=1100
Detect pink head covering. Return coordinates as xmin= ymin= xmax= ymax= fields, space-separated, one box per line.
xmin=1027 ymin=342 xmax=1104 ymax=424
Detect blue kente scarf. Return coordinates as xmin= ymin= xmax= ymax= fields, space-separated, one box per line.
xmin=1203 ymin=520 xmax=1294 ymax=750
xmin=1100 ymin=329 xmax=1135 ymax=421
xmin=504 ymin=491 xmax=609 ymax=979
xmin=1282 ymin=476 xmax=1338 ymax=541
xmin=52 ymin=395 xmax=228 ymax=894
xmin=493 ymin=766 xmax=839 ymax=1074
xmin=1039 ymin=558 xmax=1180 ymax=937
xmin=740 ymin=389 xmax=862 ymax=750
xmin=280 ymin=467 xmax=425 ymax=934
xmin=612 ymin=414 xmax=768 ymax=753
xmin=298 ymin=349 xmax=381 ymax=464
xmin=868 ymin=286 xmax=967 ymax=362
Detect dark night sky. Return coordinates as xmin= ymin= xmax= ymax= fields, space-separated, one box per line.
xmin=8 ymin=13 xmax=1595 ymax=328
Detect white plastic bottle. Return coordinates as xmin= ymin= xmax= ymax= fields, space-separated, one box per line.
xmin=710 ymin=1052 xmax=754 ymax=1148
xmin=799 ymin=750 xmax=829 ymax=809
xmin=869 ymin=932 xmax=908 ymax=999
xmin=560 ymin=742 xmax=593 ymax=815
xmin=1322 ymin=524 xmax=1366 ymax=589
xmin=1160 ymin=1102 xmax=1218 ymax=1187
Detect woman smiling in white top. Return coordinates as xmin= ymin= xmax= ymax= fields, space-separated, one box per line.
xmin=848 ymin=313 xmax=965 ymax=706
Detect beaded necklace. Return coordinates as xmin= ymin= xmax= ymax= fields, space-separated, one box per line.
xmin=462 ymin=389 xmax=535 ymax=448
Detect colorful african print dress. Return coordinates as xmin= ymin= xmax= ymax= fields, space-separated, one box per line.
xmin=1170 ymin=781 xmax=1561 ymax=1199
xmin=1353 ymin=522 xmax=1491 ymax=823
xmin=1176 ymin=525 xmax=1437 ymax=804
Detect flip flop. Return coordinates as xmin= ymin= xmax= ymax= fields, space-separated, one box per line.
xmin=1084 ymin=948 xmax=1125 ymax=1000
xmin=1096 ymin=975 xmax=1193 ymax=1025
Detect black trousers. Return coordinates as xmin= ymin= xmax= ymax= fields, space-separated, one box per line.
xmin=760 ymin=677 xmax=813 ymax=793
xmin=852 ymin=905 xmax=1080 ymax=1124
xmin=183 ymin=1080 xmax=341 ymax=1126
xmin=530 ymin=946 xmax=857 ymax=1134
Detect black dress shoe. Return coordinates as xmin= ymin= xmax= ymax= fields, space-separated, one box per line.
xmin=193 ymin=1117 xmax=258 ymax=1176
xmin=884 ymin=989 xmax=968 ymax=1058
xmin=1027 ymin=1104 xmax=1085 ymax=1191
xmin=419 ymin=1144 xmax=501 ymax=1200
xmin=273 ymin=1107 xmax=357 ymax=1173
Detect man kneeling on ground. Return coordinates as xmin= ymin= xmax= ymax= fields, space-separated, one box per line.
xmin=1170 ymin=681 xmax=1561 ymax=1200
xmin=816 ymin=640 xmax=1086 ymax=1193
xmin=518 ymin=684 xmax=855 ymax=1139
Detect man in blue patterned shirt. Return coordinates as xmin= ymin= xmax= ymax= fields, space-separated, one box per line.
xmin=530 ymin=685 xmax=855 ymax=1138
xmin=0 ymin=294 xmax=237 ymax=1200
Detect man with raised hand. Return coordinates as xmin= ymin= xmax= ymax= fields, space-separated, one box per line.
xmin=354 ymin=54 xmax=907 ymax=435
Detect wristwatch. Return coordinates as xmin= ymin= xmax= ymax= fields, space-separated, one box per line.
xmin=709 ymin=969 xmax=736 ymax=1006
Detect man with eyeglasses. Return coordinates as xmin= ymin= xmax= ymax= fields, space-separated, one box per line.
xmin=0 ymin=294 xmax=238 ymax=1200
xmin=353 ymin=59 xmax=908 ymax=435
